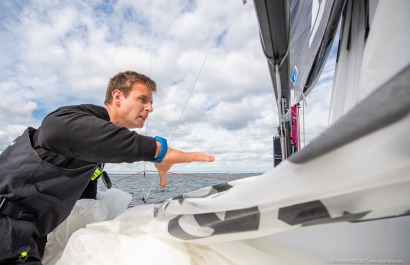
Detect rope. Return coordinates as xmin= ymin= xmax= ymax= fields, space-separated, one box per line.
xmin=302 ymin=99 xmax=306 ymax=148
xmin=149 ymin=0 xmax=156 ymax=76
xmin=100 ymin=171 xmax=145 ymax=188
xmin=141 ymin=0 xmax=157 ymax=201
xmin=169 ymin=0 xmax=232 ymax=144
xmin=97 ymin=171 xmax=243 ymax=190
xmin=142 ymin=0 xmax=233 ymax=202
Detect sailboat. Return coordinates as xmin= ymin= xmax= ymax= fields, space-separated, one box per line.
xmin=43 ymin=0 xmax=410 ymax=264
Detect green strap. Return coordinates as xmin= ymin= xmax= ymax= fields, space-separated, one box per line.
xmin=91 ymin=167 xmax=103 ymax=181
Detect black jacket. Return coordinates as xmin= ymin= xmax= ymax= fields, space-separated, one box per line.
xmin=0 ymin=104 xmax=156 ymax=235
xmin=33 ymin=104 xmax=156 ymax=167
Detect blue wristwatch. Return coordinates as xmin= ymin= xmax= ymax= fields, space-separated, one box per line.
xmin=152 ymin=136 xmax=168 ymax=162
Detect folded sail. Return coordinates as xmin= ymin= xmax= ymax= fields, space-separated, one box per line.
xmin=254 ymin=0 xmax=344 ymax=159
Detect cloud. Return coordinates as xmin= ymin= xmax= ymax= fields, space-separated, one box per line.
xmin=206 ymin=96 xmax=271 ymax=130
xmin=0 ymin=125 xmax=29 ymax=150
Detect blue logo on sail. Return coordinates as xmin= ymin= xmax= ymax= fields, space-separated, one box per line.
xmin=290 ymin=66 xmax=298 ymax=86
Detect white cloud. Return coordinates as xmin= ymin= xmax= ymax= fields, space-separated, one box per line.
xmin=0 ymin=125 xmax=29 ymax=149
xmin=206 ymin=96 xmax=271 ymax=130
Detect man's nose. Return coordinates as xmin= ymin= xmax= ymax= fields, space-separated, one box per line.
xmin=145 ymin=103 xmax=153 ymax=112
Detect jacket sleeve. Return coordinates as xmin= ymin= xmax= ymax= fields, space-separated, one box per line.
xmin=37 ymin=106 xmax=157 ymax=163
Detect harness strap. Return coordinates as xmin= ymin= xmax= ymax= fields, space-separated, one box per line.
xmin=0 ymin=196 xmax=34 ymax=221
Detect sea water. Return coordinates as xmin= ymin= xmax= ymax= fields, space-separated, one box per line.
xmin=98 ymin=172 xmax=258 ymax=207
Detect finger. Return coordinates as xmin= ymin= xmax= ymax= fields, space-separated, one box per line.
xmin=163 ymin=148 xmax=214 ymax=164
xmin=188 ymin=153 xmax=215 ymax=162
xmin=159 ymin=172 xmax=167 ymax=189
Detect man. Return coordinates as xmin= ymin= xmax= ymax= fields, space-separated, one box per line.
xmin=0 ymin=71 xmax=214 ymax=264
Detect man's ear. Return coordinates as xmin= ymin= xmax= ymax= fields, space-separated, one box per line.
xmin=112 ymin=89 xmax=122 ymax=105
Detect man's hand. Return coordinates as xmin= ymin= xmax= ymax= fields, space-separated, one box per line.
xmin=154 ymin=147 xmax=214 ymax=189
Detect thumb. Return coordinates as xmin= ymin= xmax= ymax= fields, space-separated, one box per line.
xmin=155 ymin=161 xmax=173 ymax=188
xmin=159 ymin=171 xmax=167 ymax=189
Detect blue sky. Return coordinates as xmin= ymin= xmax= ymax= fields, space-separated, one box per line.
xmin=0 ymin=0 xmax=337 ymax=173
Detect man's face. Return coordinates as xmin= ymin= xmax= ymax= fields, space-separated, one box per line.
xmin=115 ymin=83 xmax=153 ymax=128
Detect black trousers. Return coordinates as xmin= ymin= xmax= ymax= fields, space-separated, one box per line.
xmin=79 ymin=179 xmax=98 ymax=200
xmin=0 ymin=215 xmax=43 ymax=264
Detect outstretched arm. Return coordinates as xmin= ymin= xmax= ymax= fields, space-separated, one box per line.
xmin=153 ymin=142 xmax=214 ymax=188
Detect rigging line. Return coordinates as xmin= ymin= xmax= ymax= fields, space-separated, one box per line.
xmin=149 ymin=0 xmax=156 ymax=76
xmin=144 ymin=171 xmax=158 ymax=200
xmin=142 ymin=118 xmax=149 ymax=177
xmin=267 ymin=58 xmax=290 ymax=159
xmin=144 ymin=0 xmax=233 ymax=202
xmin=274 ymin=64 xmax=289 ymax=160
xmin=168 ymin=0 xmax=233 ymax=145
xmin=296 ymin=103 xmax=301 ymax=151
xmin=97 ymin=171 xmax=145 ymax=190
xmin=142 ymin=0 xmax=157 ymax=194
xmin=302 ymin=99 xmax=306 ymax=148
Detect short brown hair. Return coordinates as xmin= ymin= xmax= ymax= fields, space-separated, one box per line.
xmin=104 ymin=71 xmax=157 ymax=105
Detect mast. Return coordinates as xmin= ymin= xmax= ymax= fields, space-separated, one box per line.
xmin=253 ymin=0 xmax=345 ymax=166
xmin=253 ymin=0 xmax=293 ymax=163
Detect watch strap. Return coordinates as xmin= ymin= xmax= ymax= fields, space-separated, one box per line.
xmin=152 ymin=136 xmax=168 ymax=162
